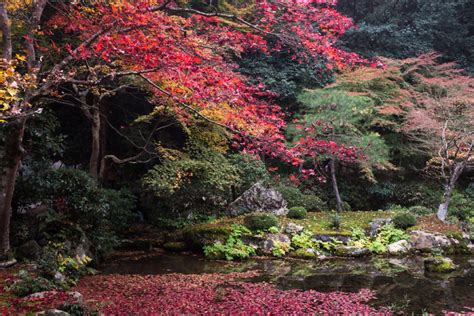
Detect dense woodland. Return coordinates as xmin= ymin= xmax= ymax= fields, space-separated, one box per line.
xmin=0 ymin=0 xmax=473 ymax=314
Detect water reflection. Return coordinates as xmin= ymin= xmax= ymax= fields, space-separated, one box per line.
xmin=101 ymin=253 xmax=474 ymax=314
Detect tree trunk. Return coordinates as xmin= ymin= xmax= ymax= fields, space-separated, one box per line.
xmin=330 ymin=158 xmax=343 ymax=212
xmin=89 ymin=107 xmax=101 ymax=179
xmin=0 ymin=3 xmax=12 ymax=60
xmin=0 ymin=118 xmax=26 ymax=259
xmin=437 ymin=161 xmax=466 ymax=221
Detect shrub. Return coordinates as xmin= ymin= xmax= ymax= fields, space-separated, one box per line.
xmin=272 ymin=240 xmax=290 ymax=257
xmin=329 ymin=212 xmax=342 ymax=230
xmin=5 ymin=270 xmax=58 ymax=297
xmin=408 ymin=205 xmax=434 ymax=216
xmin=301 ymin=195 xmax=327 ymax=212
xmin=203 ymin=225 xmax=255 ymax=260
xmin=244 ymin=214 xmax=279 ymax=231
xmin=369 ymin=225 xmax=409 ymax=253
xmin=287 ymin=207 xmax=308 ymax=219
xmin=449 ymin=191 xmax=474 ymax=221
xmin=393 ymin=213 xmax=417 ymax=230
xmin=291 ymin=231 xmax=314 ymax=250
xmin=276 ymin=185 xmax=304 ymax=208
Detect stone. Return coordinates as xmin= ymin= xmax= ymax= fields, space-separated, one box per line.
xmin=335 ymin=246 xmax=369 ymax=257
xmin=368 ymin=218 xmax=392 ymax=237
xmin=37 ymin=309 xmax=70 ymax=316
xmin=424 ymin=256 xmax=456 ymax=273
xmin=54 ymin=271 xmax=66 ymax=283
xmin=285 ymin=223 xmax=304 ymax=235
xmin=163 ymin=241 xmax=187 ymax=252
xmin=68 ymin=291 xmax=83 ymax=304
xmin=228 ymin=182 xmax=288 ymax=217
xmin=0 ymin=258 xmax=17 ymax=268
xmin=27 ymin=291 xmax=59 ymax=300
xmin=410 ymin=230 xmax=452 ymax=251
xmin=312 ymin=234 xmax=351 ymax=244
xmin=17 ymin=240 xmax=42 ymax=260
xmin=249 ymin=233 xmax=291 ymax=256
xmin=387 ymin=240 xmax=412 ymax=255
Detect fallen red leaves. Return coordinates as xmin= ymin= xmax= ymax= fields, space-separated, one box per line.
xmin=72 ymin=271 xmax=390 ymax=315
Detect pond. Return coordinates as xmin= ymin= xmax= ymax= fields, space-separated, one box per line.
xmin=101 ymin=252 xmax=474 ymax=315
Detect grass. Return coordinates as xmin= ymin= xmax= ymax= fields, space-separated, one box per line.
xmin=199 ymin=211 xmax=394 ymax=236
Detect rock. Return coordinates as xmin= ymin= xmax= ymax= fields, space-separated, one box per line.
xmin=249 ymin=233 xmax=291 ymax=256
xmin=424 ymin=256 xmax=456 ymax=273
xmin=54 ymin=272 xmax=65 ymax=283
xmin=369 ymin=218 xmax=392 ymax=237
xmin=17 ymin=240 xmax=42 ymax=260
xmin=289 ymin=248 xmax=317 ymax=259
xmin=0 ymin=258 xmax=17 ymax=268
xmin=335 ymin=246 xmax=369 ymax=257
xmin=285 ymin=223 xmax=304 ymax=235
xmin=37 ymin=309 xmax=70 ymax=316
xmin=228 ymin=182 xmax=288 ymax=217
xmin=67 ymin=291 xmax=83 ymax=304
xmin=312 ymin=234 xmax=351 ymax=244
xmin=387 ymin=240 xmax=412 ymax=255
xmin=27 ymin=291 xmax=59 ymax=300
xmin=410 ymin=230 xmax=452 ymax=251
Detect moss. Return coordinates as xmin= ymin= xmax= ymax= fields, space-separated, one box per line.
xmin=289 ymin=248 xmax=316 ymax=259
xmin=182 ymin=223 xmax=232 ymax=250
xmin=424 ymin=256 xmax=456 ymax=273
xmin=163 ymin=242 xmax=187 ymax=252
xmin=244 ymin=214 xmax=278 ymax=231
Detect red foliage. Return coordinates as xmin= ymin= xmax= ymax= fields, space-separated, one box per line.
xmin=69 ymin=272 xmax=389 ymax=315
xmin=42 ymin=0 xmax=369 ymax=178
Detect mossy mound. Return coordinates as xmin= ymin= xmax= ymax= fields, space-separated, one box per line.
xmin=424 ymin=256 xmax=456 ymax=273
xmin=289 ymin=248 xmax=317 ymax=259
xmin=287 ymin=207 xmax=308 ymax=219
xmin=244 ymin=214 xmax=279 ymax=231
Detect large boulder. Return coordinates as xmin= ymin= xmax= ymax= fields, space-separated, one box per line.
xmin=410 ymin=230 xmax=453 ymax=251
xmin=245 ymin=233 xmax=291 ymax=256
xmin=228 ymin=182 xmax=288 ymax=217
xmin=387 ymin=240 xmax=412 ymax=255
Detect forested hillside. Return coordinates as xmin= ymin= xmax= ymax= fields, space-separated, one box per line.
xmin=0 ymin=1 xmax=472 ymax=314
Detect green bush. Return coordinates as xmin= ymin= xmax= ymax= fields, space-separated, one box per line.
xmin=5 ymin=270 xmax=59 ymax=297
xmin=449 ymin=191 xmax=474 ymax=222
xmin=329 ymin=212 xmax=342 ymax=230
xmin=244 ymin=214 xmax=279 ymax=231
xmin=287 ymin=207 xmax=308 ymax=219
xmin=203 ymin=225 xmax=255 ymax=260
xmin=276 ymin=185 xmax=304 ymax=208
xmin=408 ymin=205 xmax=434 ymax=216
xmin=393 ymin=213 xmax=417 ymax=230
xmin=301 ymin=195 xmax=327 ymax=212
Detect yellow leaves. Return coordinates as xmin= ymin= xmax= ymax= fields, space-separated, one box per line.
xmin=15 ymin=54 xmax=26 ymax=62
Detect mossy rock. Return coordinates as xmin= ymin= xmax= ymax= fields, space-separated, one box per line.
xmin=163 ymin=241 xmax=187 ymax=252
xmin=424 ymin=256 xmax=456 ymax=273
xmin=182 ymin=224 xmax=232 ymax=250
xmin=289 ymin=248 xmax=316 ymax=259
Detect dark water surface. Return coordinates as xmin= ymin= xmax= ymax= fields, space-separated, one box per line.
xmin=101 ymin=252 xmax=474 ymax=314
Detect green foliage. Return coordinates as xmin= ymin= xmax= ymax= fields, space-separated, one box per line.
xmin=291 ymin=231 xmax=315 ymax=250
xmin=203 ymin=225 xmax=255 ymax=261
xmin=244 ymin=214 xmax=279 ymax=231
xmin=5 ymin=270 xmax=58 ymax=297
xmin=301 ymin=195 xmax=327 ymax=212
xmin=287 ymin=207 xmax=308 ymax=219
xmin=272 ymin=240 xmax=290 ymax=257
xmin=449 ymin=190 xmax=474 ymax=222
xmin=408 ymin=205 xmax=434 ymax=216
xmin=183 ymin=223 xmax=232 ymax=250
xmin=370 ymin=225 xmax=409 ymax=253
xmin=15 ymin=168 xmax=136 ymax=258
xmin=143 ymin=149 xmax=239 ymax=215
xmin=329 ymin=212 xmax=342 ymax=230
xmin=268 ymin=226 xmax=280 ymax=234
xmin=392 ymin=213 xmax=417 ymax=230
xmin=276 ymin=185 xmax=304 ymax=208
xmin=229 ymin=153 xmax=270 ymax=196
